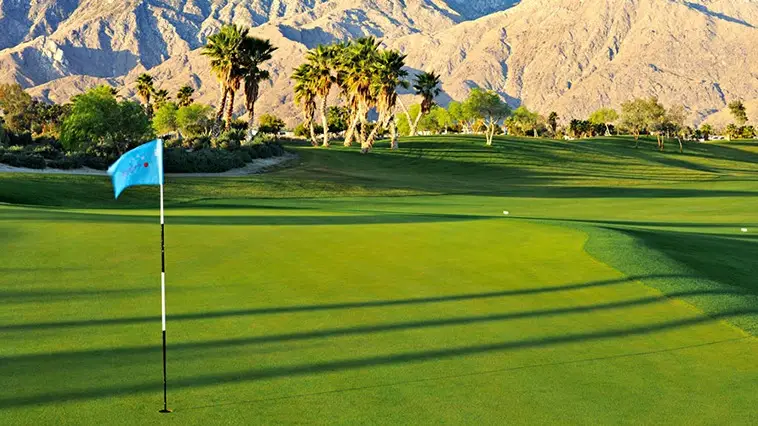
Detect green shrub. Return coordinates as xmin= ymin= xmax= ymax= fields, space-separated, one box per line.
xmin=47 ymin=155 xmax=84 ymax=170
xmin=212 ymin=129 xmax=245 ymax=150
xmin=0 ymin=152 xmax=46 ymax=169
xmin=183 ymin=136 xmax=211 ymax=150
xmin=234 ymin=149 xmax=253 ymax=163
xmin=164 ymin=148 xmax=245 ymax=173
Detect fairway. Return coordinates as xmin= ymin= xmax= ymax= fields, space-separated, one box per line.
xmin=2 ymin=136 xmax=757 ymax=424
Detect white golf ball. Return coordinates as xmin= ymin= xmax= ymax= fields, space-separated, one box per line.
xmin=503 ymin=211 xmax=510 ymax=215
xmin=741 ymin=228 xmax=748 ymax=233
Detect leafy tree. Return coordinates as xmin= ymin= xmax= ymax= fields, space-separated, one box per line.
xmin=399 ymin=71 xmax=441 ymax=137
xmin=643 ymin=98 xmax=667 ymax=151
xmin=463 ymin=88 xmax=510 ymax=146
xmin=725 ymin=123 xmax=740 ymax=141
xmin=291 ymin=63 xmax=318 ymax=145
xmin=568 ymin=119 xmax=592 ymax=138
xmin=728 ymin=100 xmax=748 ymax=126
xmin=258 ymin=113 xmax=285 ymax=134
xmin=340 ymin=37 xmax=381 ymax=147
xmin=588 ymin=108 xmax=619 ymax=136
xmin=61 ymin=85 xmax=153 ymax=155
xmin=0 ymin=83 xmax=33 ymax=133
xmin=742 ymin=125 xmax=756 ymax=139
xmin=153 ymin=102 xmax=179 ymax=136
xmin=700 ymin=123 xmax=713 ymax=141
xmin=665 ymin=105 xmax=687 ymax=152
xmin=177 ymin=85 xmax=195 ymax=107
xmin=240 ymin=36 xmax=277 ymax=135
xmin=621 ymin=97 xmax=664 ymax=148
xmin=136 ymin=74 xmax=155 ymax=118
xmin=508 ymin=105 xmax=540 ymax=137
xmin=176 ymin=104 xmax=213 ymax=138
xmin=547 ymin=112 xmax=559 ymax=135
xmin=306 ymin=44 xmax=337 ymax=147
xmin=203 ymin=24 xmax=247 ymax=129
xmin=327 ymin=106 xmax=349 ymax=133
xmin=366 ymin=49 xmax=408 ymax=151
xmin=153 ymin=89 xmax=171 ymax=110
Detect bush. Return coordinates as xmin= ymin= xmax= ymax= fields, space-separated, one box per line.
xmin=0 ymin=152 xmax=46 ymax=169
xmin=32 ymin=144 xmax=62 ymax=160
xmin=183 ymin=136 xmax=211 ymax=150
xmin=81 ymin=155 xmax=110 ymax=170
xmin=212 ymin=129 xmax=245 ymax=150
xmin=7 ymin=132 xmax=33 ymax=146
xmin=234 ymin=149 xmax=253 ymax=163
xmin=47 ymin=154 xmax=84 ymax=170
xmin=163 ymin=148 xmax=245 ymax=173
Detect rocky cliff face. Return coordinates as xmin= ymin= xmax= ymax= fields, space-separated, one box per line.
xmin=0 ymin=0 xmax=755 ymax=126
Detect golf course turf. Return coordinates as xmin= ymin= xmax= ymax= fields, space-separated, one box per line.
xmin=1 ymin=135 xmax=757 ymax=424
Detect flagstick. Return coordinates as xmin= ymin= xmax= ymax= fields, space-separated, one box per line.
xmin=159 ymin=180 xmax=171 ymax=414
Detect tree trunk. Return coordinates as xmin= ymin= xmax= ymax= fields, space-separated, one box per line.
xmin=320 ymin=97 xmax=329 ymax=147
xmin=390 ymin=115 xmax=399 ymax=149
xmin=634 ymin=132 xmax=640 ymax=148
xmin=215 ymin=87 xmax=228 ymax=123
xmin=309 ymin=121 xmax=317 ymax=146
xmin=398 ymin=99 xmax=415 ymax=137
xmin=344 ymin=111 xmax=359 ymax=147
xmin=411 ymin=109 xmax=423 ymax=137
xmin=533 ymin=128 xmax=537 ymax=138
xmin=359 ymin=105 xmax=370 ymax=153
xmin=678 ymin=136 xmax=683 ymax=153
xmin=605 ymin=123 xmax=611 ymax=136
xmin=225 ymin=90 xmax=235 ymax=130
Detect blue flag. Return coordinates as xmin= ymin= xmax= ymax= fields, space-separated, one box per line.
xmin=107 ymin=139 xmax=164 ymax=198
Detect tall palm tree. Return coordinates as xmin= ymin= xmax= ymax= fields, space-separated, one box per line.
xmin=341 ymin=37 xmax=381 ymax=147
xmin=153 ymin=89 xmax=170 ymax=110
xmin=292 ymin=64 xmax=318 ymax=146
xmin=239 ymin=36 xmax=277 ymax=133
xmin=202 ymin=24 xmax=247 ymax=129
xmin=306 ymin=44 xmax=337 ymax=147
xmin=366 ymin=50 xmax=408 ymax=151
xmin=177 ymin=85 xmax=195 ymax=107
xmin=399 ymin=71 xmax=441 ymax=136
xmin=136 ymin=73 xmax=155 ymax=117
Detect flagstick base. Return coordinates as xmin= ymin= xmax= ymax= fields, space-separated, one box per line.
xmin=159 ymin=409 xmax=173 ymax=414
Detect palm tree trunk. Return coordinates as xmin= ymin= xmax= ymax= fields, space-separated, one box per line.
xmin=398 ymin=99 xmax=415 ymax=137
xmin=411 ymin=109 xmax=423 ymax=137
xmin=390 ymin=115 xmax=399 ymax=149
xmin=359 ymin=105 xmax=370 ymax=153
xmin=344 ymin=111 xmax=359 ymax=147
xmin=320 ymin=97 xmax=329 ymax=147
xmin=216 ymin=87 xmax=228 ymax=123
xmin=678 ymin=136 xmax=683 ymax=153
xmin=225 ymin=90 xmax=235 ymax=130
xmin=309 ymin=121 xmax=317 ymax=146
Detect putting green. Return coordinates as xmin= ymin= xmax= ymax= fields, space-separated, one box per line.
xmin=1 ymin=136 xmax=757 ymax=424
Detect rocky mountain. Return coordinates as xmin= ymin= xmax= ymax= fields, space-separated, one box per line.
xmin=1 ymin=0 xmax=756 ymax=126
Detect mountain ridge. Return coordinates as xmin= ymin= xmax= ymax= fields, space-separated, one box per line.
xmin=1 ymin=0 xmax=756 ymax=126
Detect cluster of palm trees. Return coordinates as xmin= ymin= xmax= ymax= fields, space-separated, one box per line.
xmin=202 ymin=25 xmax=277 ymax=134
xmin=135 ymin=74 xmax=195 ymax=117
xmin=292 ymin=37 xmax=442 ymax=152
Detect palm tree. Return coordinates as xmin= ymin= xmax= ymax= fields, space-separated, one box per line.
xmin=136 ymin=73 xmax=155 ymax=117
xmin=366 ymin=50 xmax=408 ymax=151
xmin=177 ymin=85 xmax=195 ymax=107
xmin=399 ymin=71 xmax=441 ymax=136
xmin=202 ymin=24 xmax=247 ymax=129
xmin=292 ymin=64 xmax=318 ymax=146
xmin=239 ymin=36 xmax=277 ymax=134
xmin=341 ymin=37 xmax=381 ymax=147
xmin=153 ymin=89 xmax=170 ymax=110
xmin=306 ymin=44 xmax=337 ymax=147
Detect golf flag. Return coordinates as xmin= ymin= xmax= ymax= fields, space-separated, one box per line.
xmin=107 ymin=139 xmax=171 ymax=413
xmin=107 ymin=139 xmax=164 ymax=198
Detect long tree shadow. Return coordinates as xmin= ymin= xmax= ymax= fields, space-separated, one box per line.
xmin=1 ymin=286 xmax=742 ymax=368
xmin=0 ymin=274 xmax=683 ymax=332
xmin=1 ymin=307 xmax=754 ymax=409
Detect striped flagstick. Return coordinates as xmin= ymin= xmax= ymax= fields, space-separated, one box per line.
xmin=159 ymin=177 xmax=171 ymax=413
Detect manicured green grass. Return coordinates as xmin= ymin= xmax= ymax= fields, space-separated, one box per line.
xmin=1 ymin=135 xmax=757 ymax=424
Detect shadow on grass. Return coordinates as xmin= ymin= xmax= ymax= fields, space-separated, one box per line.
xmin=1 ymin=307 xmax=754 ymax=409
xmin=2 ymin=286 xmax=742 ymax=368
xmin=0 ymin=274 xmax=679 ymax=332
